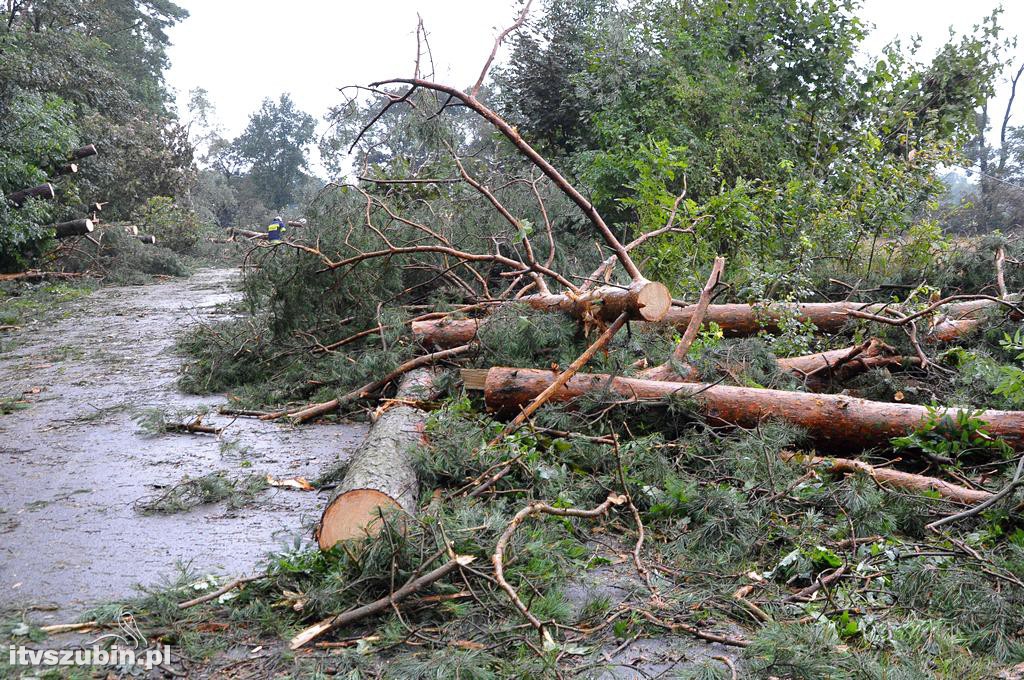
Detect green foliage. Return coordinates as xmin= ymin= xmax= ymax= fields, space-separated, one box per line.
xmin=0 ymin=0 xmax=193 ymax=270
xmin=892 ymin=405 xmax=1013 ymax=461
xmin=993 ymin=329 xmax=1024 ymax=404
xmin=134 ymin=472 xmax=268 ymax=515
xmin=136 ymin=196 xmax=203 ymax=254
xmin=496 ymin=0 xmax=1009 ymax=293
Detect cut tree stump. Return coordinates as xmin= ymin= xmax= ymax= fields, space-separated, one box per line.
xmin=6 ymin=183 xmax=55 ymax=208
xmin=316 ymin=369 xmax=440 ymax=550
xmin=53 ymin=218 xmax=94 ymax=238
xmin=472 ymin=367 xmax=1024 ymax=452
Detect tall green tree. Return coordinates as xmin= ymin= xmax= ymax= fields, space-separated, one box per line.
xmin=494 ymin=0 xmax=1009 ymax=293
xmin=232 ymin=94 xmax=316 ymax=210
xmin=0 ymin=0 xmax=192 ymax=269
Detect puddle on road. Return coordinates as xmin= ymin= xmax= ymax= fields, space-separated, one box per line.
xmin=0 ymin=269 xmax=367 ymax=621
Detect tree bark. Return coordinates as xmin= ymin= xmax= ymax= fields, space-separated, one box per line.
xmin=227 ymin=227 xmax=267 ymax=240
xmin=53 ymin=218 xmax=93 ymax=238
xmin=475 ymin=367 xmax=1024 ymax=452
xmin=316 ymin=369 xmax=439 ymax=550
xmin=6 ymin=183 xmax=55 ymax=207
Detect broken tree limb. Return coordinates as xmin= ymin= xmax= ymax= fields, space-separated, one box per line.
xmin=53 ymin=163 xmax=78 ymax=176
xmin=137 ymin=234 xmax=156 ymax=245
xmin=278 ymin=343 xmax=473 ymax=424
xmin=641 ymin=256 xmax=725 ymax=380
xmin=178 ymin=575 xmax=265 ymax=609
xmin=781 ymin=452 xmax=994 ymax=504
xmin=6 ymin=183 xmax=55 ymax=207
xmin=778 ymin=338 xmax=917 ymax=390
xmin=493 ymin=493 xmax=625 ymax=636
xmin=227 ymin=227 xmax=267 ymax=240
xmin=0 ymin=270 xmax=85 ymax=283
xmin=474 ymin=368 xmax=1024 ymax=452
xmin=316 ymin=369 xmax=439 ymax=550
xmin=53 ymin=218 xmax=94 ymax=238
xmin=367 ymin=77 xmax=642 ymax=280
xmin=70 ymin=144 xmax=98 ymax=160
xmin=289 ymin=554 xmax=475 ymax=650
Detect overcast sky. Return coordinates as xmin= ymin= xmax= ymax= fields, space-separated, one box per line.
xmin=166 ymin=0 xmax=1024 ymax=172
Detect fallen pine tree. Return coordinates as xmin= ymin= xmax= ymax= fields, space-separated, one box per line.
xmin=465 ymin=367 xmax=1024 ymax=452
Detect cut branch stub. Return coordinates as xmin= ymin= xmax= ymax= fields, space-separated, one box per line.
xmin=476 ymin=367 xmax=1024 ymax=452
xmin=70 ymin=144 xmax=98 ymax=160
xmin=6 ymin=183 xmax=55 ymax=208
xmin=53 ymin=218 xmax=94 ymax=238
xmin=316 ymin=369 xmax=439 ymax=550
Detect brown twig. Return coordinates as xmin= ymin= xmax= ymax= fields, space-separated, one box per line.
xmin=289 ymin=555 xmax=475 ymax=650
xmin=492 ymin=493 xmax=624 ymax=638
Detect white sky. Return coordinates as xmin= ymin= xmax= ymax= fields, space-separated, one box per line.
xmin=166 ymin=0 xmax=1024 ymax=174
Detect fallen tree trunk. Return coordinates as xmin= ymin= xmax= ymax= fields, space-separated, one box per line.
xmin=781 ymin=452 xmax=993 ymax=504
xmin=316 ymin=369 xmax=439 ymax=550
xmin=53 ymin=218 xmax=94 ymax=238
xmin=776 ymin=338 xmax=917 ymax=390
xmin=6 ymin=183 xmax=55 ymax=207
xmin=137 ymin=234 xmax=156 ymax=244
xmin=473 ymin=367 xmax=1024 ymax=452
xmin=70 ymin=144 xmax=98 ymax=160
xmin=415 ymin=298 xmax=1010 ymax=350
xmin=0 ymin=270 xmax=85 ymax=283
xmin=53 ymin=163 xmax=78 ymax=176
